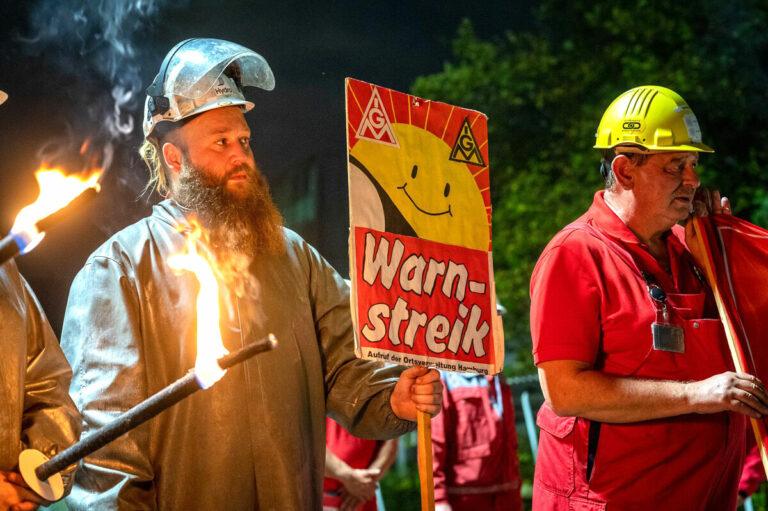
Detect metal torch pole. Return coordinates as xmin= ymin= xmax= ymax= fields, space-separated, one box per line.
xmin=31 ymin=334 xmax=277 ymax=483
xmin=36 ymin=371 xmax=200 ymax=481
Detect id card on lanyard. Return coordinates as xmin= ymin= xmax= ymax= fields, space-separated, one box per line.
xmin=642 ymin=271 xmax=685 ymax=353
xmin=563 ymin=222 xmax=702 ymax=355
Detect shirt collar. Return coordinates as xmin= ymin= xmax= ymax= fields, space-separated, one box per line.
xmin=152 ymin=198 xmax=193 ymax=228
xmin=586 ymin=190 xmax=693 ymax=289
xmin=587 ymin=189 xmax=686 ymax=247
xmin=586 ymin=190 xmax=644 ymax=244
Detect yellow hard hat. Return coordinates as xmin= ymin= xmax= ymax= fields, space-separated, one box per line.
xmin=594 ymin=85 xmax=713 ymax=153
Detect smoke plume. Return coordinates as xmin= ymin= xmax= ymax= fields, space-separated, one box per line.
xmin=20 ymin=0 xmax=184 ymax=229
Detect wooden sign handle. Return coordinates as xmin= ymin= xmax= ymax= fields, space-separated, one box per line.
xmin=417 ymin=409 xmax=435 ymax=511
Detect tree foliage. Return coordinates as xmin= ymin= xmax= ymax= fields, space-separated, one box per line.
xmin=411 ymin=0 xmax=768 ymax=374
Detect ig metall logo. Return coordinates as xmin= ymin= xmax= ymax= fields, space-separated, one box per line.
xmin=622 ymin=121 xmax=642 ymax=130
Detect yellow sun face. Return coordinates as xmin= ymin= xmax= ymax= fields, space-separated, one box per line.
xmin=351 ymin=123 xmax=489 ymax=251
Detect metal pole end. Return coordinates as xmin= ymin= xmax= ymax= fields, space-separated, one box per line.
xmin=18 ymin=449 xmax=64 ymax=502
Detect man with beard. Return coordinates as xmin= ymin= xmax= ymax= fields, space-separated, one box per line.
xmin=530 ymin=86 xmax=767 ymax=509
xmin=60 ymin=39 xmax=442 ymax=510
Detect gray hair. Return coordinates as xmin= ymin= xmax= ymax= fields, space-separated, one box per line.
xmin=600 ymin=150 xmax=650 ymax=190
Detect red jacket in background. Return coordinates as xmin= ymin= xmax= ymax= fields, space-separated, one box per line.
xmin=431 ymin=372 xmax=522 ymax=511
xmin=740 ymin=433 xmax=765 ymax=498
xmin=324 ymin=418 xmax=380 ymax=511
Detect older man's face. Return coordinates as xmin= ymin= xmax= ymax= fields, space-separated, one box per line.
xmin=632 ymin=151 xmax=701 ymax=227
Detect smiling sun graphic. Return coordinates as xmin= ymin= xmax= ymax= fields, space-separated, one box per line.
xmin=345 ymin=79 xmax=504 ymax=375
xmin=346 ymin=80 xmax=491 ymax=252
xmin=350 ymin=123 xmax=489 ymax=251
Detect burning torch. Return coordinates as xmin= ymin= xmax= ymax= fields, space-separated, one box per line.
xmin=18 ymin=222 xmax=278 ymax=501
xmin=0 ymin=168 xmax=102 ymax=264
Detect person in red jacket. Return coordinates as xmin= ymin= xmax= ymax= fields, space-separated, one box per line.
xmin=323 ymin=417 xmax=398 ymax=511
xmin=431 ymin=372 xmax=522 ymax=511
xmin=530 ymin=85 xmax=767 ymax=510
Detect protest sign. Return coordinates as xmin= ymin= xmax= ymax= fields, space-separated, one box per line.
xmin=346 ymin=78 xmax=504 ymax=376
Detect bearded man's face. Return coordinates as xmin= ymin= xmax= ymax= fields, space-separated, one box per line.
xmin=170 ymin=107 xmax=284 ymax=256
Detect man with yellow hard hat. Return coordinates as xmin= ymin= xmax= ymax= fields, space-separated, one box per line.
xmin=529 ymin=85 xmax=765 ymax=509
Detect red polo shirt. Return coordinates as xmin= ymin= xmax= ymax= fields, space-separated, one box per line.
xmin=529 ymin=191 xmax=745 ymax=510
xmin=532 ymin=190 xmax=719 ymax=375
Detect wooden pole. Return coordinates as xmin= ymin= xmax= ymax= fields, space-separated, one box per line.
xmin=417 ymin=409 xmax=435 ymax=511
xmin=692 ymin=217 xmax=768 ymax=479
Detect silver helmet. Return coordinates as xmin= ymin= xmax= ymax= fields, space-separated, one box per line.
xmin=143 ymin=38 xmax=275 ymax=137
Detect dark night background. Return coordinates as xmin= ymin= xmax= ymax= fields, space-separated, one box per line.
xmin=7 ymin=2 xmax=768 ymax=507
xmin=0 ymin=0 xmax=530 ymax=334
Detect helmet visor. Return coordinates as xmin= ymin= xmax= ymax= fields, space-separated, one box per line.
xmin=165 ymin=39 xmax=275 ymax=99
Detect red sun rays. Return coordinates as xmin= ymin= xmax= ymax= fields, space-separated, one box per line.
xmin=346 ymin=78 xmax=493 ymax=250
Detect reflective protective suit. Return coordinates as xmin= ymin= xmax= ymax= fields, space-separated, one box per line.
xmin=61 ymin=200 xmax=413 ymax=510
xmin=0 ymin=260 xmax=80 ymax=486
xmin=323 ymin=417 xmax=382 ymax=511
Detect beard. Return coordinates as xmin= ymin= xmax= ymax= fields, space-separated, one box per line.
xmin=173 ymin=157 xmax=285 ymax=259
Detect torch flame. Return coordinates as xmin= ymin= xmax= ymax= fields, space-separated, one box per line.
xmin=167 ymin=221 xmax=229 ymax=389
xmin=11 ymin=167 xmax=102 ymax=254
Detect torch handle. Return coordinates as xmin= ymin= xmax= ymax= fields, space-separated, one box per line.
xmin=35 ymin=187 xmax=99 ymax=233
xmin=218 ymin=334 xmax=277 ymax=369
xmin=34 ymin=334 xmax=277 ymax=481
xmin=0 ymin=234 xmax=21 ymax=266
xmin=36 ymin=372 xmax=200 ymax=481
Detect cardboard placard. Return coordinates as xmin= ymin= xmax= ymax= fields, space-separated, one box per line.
xmin=346 ymin=78 xmax=503 ymax=375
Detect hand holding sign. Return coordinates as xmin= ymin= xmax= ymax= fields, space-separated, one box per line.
xmin=346 ymin=79 xmax=503 ymax=374
xmin=390 ymin=366 xmax=443 ymax=419
xmin=346 ymin=78 xmax=504 ymax=510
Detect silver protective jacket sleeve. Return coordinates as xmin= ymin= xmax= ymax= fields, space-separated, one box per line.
xmin=0 ymin=260 xmax=80 ymax=490
xmin=61 ymin=200 xmax=412 ymax=511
